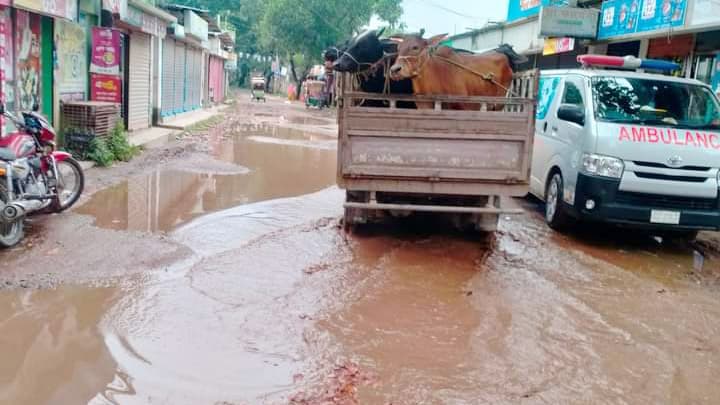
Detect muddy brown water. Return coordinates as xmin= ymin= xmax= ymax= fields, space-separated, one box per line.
xmin=2 ymin=120 xmax=720 ymax=404
xmin=76 ymin=125 xmax=337 ymax=232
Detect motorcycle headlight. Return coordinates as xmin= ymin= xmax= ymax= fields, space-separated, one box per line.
xmin=582 ymin=153 xmax=624 ymax=179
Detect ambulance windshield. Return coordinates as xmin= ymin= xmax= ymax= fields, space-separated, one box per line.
xmin=592 ymin=76 xmax=720 ymax=130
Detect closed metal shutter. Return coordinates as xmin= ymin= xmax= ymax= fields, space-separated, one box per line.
xmin=193 ymin=48 xmax=201 ymax=109
xmin=174 ymin=41 xmax=186 ymax=113
xmin=161 ymin=37 xmax=175 ymax=117
xmin=128 ymin=32 xmax=151 ymax=131
xmin=183 ymin=47 xmax=192 ymax=111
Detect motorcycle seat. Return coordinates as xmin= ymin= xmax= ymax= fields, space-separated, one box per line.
xmin=0 ymin=147 xmax=16 ymax=161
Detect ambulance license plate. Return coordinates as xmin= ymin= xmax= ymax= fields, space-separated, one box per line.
xmin=650 ymin=210 xmax=680 ymax=225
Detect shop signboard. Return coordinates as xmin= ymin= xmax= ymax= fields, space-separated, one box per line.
xmin=543 ymin=37 xmax=575 ymax=55
xmin=123 ymin=5 xmax=165 ymax=37
xmin=689 ymin=0 xmax=720 ymax=27
xmin=598 ymin=0 xmax=641 ymax=39
xmin=14 ymin=0 xmax=77 ymax=21
xmin=539 ymin=6 xmax=599 ymax=38
xmin=184 ymin=10 xmax=208 ymax=41
xmin=90 ymin=27 xmax=121 ymax=75
xmin=55 ymin=20 xmax=87 ymax=101
xmin=508 ymin=0 xmax=569 ymax=22
xmin=90 ymin=73 xmax=121 ymax=103
xmin=598 ymin=0 xmax=687 ymax=39
xmin=636 ymin=0 xmax=687 ymax=32
xmin=102 ymin=0 xmax=126 ymax=18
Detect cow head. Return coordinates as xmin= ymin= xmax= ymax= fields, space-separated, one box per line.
xmin=333 ymin=28 xmax=395 ymax=72
xmin=390 ymin=33 xmax=447 ymax=80
xmin=322 ymin=42 xmax=346 ymax=63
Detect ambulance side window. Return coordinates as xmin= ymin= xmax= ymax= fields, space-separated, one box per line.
xmin=562 ymin=81 xmax=584 ymax=107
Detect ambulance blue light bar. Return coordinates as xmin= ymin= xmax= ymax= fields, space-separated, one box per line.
xmin=577 ymin=54 xmax=681 ymax=71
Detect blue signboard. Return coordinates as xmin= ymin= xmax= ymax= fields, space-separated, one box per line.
xmin=598 ymin=0 xmax=640 ymax=39
xmin=636 ymin=0 xmax=687 ymax=32
xmin=507 ymin=0 xmax=568 ymax=22
xmin=598 ymin=0 xmax=687 ymax=39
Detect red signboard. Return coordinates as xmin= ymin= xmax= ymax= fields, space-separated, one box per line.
xmin=90 ymin=73 xmax=121 ymax=103
xmin=90 ymin=27 xmax=121 ymax=75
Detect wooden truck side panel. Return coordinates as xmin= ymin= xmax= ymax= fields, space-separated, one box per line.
xmin=337 ymin=70 xmax=538 ymax=199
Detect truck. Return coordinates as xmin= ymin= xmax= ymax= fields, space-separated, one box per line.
xmin=336 ymin=71 xmax=539 ymax=231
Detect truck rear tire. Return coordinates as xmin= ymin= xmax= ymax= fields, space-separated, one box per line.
xmin=545 ymin=173 xmax=574 ymax=230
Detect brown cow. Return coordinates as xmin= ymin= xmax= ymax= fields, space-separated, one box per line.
xmin=390 ymin=34 xmax=524 ymax=110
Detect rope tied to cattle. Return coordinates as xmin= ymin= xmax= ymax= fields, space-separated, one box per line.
xmin=397 ymin=45 xmax=518 ymax=97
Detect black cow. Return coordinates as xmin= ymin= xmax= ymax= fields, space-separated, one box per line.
xmin=331 ymin=29 xmax=414 ymax=108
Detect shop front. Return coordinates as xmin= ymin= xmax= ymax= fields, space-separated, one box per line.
xmin=2 ymin=0 xmax=79 ymax=131
xmin=159 ymin=9 xmax=207 ymax=119
xmin=102 ymin=0 xmax=174 ymax=131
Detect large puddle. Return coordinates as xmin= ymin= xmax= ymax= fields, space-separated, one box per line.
xmin=76 ymin=124 xmax=337 ymax=232
xmin=3 ymin=115 xmax=720 ymax=404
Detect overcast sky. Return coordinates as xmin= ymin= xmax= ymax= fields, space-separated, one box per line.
xmin=400 ymin=0 xmax=510 ymax=36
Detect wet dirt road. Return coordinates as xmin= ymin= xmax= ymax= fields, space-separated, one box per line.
xmin=2 ymin=94 xmax=720 ymax=404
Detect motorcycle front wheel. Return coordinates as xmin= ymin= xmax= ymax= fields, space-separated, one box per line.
xmin=50 ymin=157 xmax=84 ymax=212
xmin=0 ymin=184 xmax=24 ymax=248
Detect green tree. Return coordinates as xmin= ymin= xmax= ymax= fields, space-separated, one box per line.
xmin=255 ymin=0 xmax=403 ymax=89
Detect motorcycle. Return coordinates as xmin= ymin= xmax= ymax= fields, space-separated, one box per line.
xmin=0 ymin=104 xmax=84 ymax=247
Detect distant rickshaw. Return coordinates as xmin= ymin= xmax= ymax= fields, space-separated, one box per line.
xmin=251 ymin=76 xmax=266 ymax=102
xmin=304 ymin=79 xmax=327 ymax=109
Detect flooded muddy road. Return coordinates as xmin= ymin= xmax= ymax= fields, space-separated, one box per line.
xmin=2 ymin=94 xmax=720 ymax=404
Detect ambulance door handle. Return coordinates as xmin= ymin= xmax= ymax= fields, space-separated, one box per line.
xmin=551 ymin=126 xmax=558 ymax=132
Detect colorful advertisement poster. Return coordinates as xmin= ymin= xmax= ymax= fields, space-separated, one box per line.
xmin=55 ymin=20 xmax=87 ymax=101
xmin=90 ymin=27 xmax=120 ymax=75
xmin=0 ymin=6 xmax=10 ymax=135
xmin=90 ymin=73 xmax=121 ymax=103
xmin=15 ymin=10 xmax=41 ymax=111
xmin=598 ymin=0 xmax=641 ymax=39
xmin=637 ymin=0 xmax=686 ymax=32
xmin=14 ymin=0 xmax=76 ymax=21
xmin=598 ymin=0 xmax=687 ymax=39
xmin=543 ymin=37 xmax=575 ymax=56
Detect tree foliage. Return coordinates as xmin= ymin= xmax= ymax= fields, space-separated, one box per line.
xmin=172 ymin=0 xmax=402 ymax=78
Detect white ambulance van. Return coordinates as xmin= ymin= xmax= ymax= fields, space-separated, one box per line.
xmin=531 ymin=56 xmax=720 ymax=238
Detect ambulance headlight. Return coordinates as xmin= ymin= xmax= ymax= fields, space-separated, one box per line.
xmin=581 ymin=153 xmax=624 ymax=179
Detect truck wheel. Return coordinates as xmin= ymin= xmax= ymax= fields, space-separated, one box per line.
xmin=545 ymin=173 xmax=574 ymax=230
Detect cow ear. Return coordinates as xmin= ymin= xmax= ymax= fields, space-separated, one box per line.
xmin=428 ymin=33 xmax=448 ymax=47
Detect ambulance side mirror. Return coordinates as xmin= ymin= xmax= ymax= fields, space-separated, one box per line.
xmin=557 ymin=104 xmax=585 ymax=126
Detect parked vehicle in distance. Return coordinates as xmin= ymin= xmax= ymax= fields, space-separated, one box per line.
xmin=0 ymin=104 xmax=84 ymax=247
xmin=251 ymin=76 xmax=266 ymax=102
xmin=531 ymin=55 xmax=720 ymax=239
